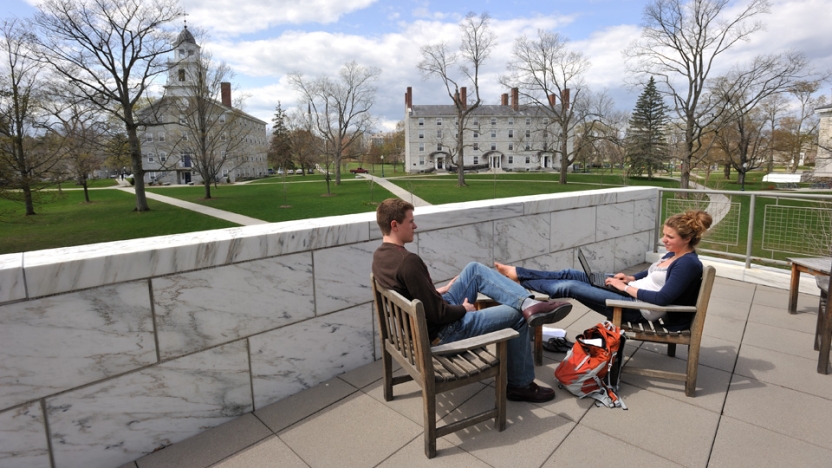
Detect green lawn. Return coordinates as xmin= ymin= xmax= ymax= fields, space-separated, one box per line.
xmin=0 ymin=189 xmax=237 ymax=254
xmin=148 ymin=176 xmax=395 ymax=223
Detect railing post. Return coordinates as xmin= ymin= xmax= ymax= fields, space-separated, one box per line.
xmin=745 ymin=194 xmax=756 ymax=269
xmin=655 ymin=189 xmax=662 ymax=253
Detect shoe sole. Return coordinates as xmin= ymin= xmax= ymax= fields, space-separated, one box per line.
xmin=526 ymin=304 xmax=572 ymax=328
xmin=506 ymin=393 xmax=556 ymax=403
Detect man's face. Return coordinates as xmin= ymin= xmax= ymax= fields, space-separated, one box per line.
xmin=394 ymin=209 xmax=417 ymax=244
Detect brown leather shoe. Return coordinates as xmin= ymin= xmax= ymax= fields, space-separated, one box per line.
xmin=507 ymin=381 xmax=555 ymax=402
xmin=521 ymin=301 xmax=572 ymax=328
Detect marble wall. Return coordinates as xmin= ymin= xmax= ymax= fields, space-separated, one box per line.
xmin=0 ymin=187 xmax=656 ymax=468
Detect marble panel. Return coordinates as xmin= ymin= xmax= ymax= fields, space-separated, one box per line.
xmin=46 ymin=341 xmax=251 ymax=468
xmin=579 ymin=240 xmax=616 ymax=273
xmin=596 ymin=201 xmax=635 ymax=242
xmin=313 ymin=241 xmax=377 ymax=315
xmin=418 ymin=223 xmax=494 ymax=281
xmin=23 ymin=215 xmax=372 ymax=298
xmin=0 ymin=253 xmax=26 ymax=304
xmin=615 ymin=187 xmax=657 ymax=203
xmin=633 ymin=198 xmax=657 ymax=232
xmin=250 ymin=304 xmax=375 ymax=409
xmin=410 ymin=200 xmax=522 ymax=232
xmin=519 ymin=249 xmax=574 ymax=272
xmin=0 ymin=402 xmax=50 ymax=468
xmin=494 ymin=213 xmax=549 ymax=263
xmin=614 ymin=232 xmax=651 ymax=271
xmin=152 ymin=253 xmax=314 ymax=359
xmin=0 ymin=281 xmax=155 ymax=411
xmin=550 ymin=207 xmax=596 ymax=252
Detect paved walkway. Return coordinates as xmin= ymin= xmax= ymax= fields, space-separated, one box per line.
xmin=358 ymin=174 xmax=432 ymax=207
xmin=117 ymin=187 xmax=268 ymax=226
xmin=124 ymin=267 xmax=832 ymax=468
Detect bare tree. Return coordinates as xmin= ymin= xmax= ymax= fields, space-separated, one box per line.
xmin=418 ymin=12 xmax=495 ymax=187
xmin=760 ymin=93 xmax=789 ymax=173
xmin=286 ymin=108 xmax=320 ymax=175
xmin=784 ymin=80 xmax=827 ymax=173
xmin=289 ymin=61 xmax=379 ymax=187
xmin=624 ymin=0 xmax=771 ymax=189
xmin=501 ymin=29 xmax=594 ymax=184
xmin=32 ymin=0 xmax=184 ymax=211
xmin=0 ymin=18 xmax=64 ymax=215
xmin=711 ymin=52 xmax=809 ymax=185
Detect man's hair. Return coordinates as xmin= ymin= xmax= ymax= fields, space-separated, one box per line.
xmin=376 ymin=198 xmax=414 ymax=235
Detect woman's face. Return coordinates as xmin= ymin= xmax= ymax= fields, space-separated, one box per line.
xmin=661 ymin=225 xmax=691 ymax=254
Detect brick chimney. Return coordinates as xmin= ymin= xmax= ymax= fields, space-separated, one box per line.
xmin=501 ymin=93 xmax=508 ymax=106
xmin=548 ymin=94 xmax=557 ymax=107
xmin=221 ymin=82 xmax=232 ymax=107
xmin=459 ymin=87 xmax=467 ymax=110
xmin=405 ymin=86 xmax=412 ymax=109
xmin=511 ymin=87 xmax=519 ymax=111
xmin=561 ymin=88 xmax=570 ymax=110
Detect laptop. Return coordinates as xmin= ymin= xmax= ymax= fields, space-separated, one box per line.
xmin=577 ymin=248 xmax=625 ymax=294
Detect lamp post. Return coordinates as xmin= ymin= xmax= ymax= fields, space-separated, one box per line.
xmin=381 ymin=155 xmax=385 ymax=178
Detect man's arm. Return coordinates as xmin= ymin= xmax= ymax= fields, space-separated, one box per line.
xmin=400 ymin=256 xmax=467 ymax=325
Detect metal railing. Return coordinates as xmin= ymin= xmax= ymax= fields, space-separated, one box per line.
xmin=656 ymin=188 xmax=832 ymax=269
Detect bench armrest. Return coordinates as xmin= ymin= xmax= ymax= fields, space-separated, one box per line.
xmin=430 ymin=328 xmax=519 ymax=356
xmin=605 ymin=299 xmax=697 ymax=313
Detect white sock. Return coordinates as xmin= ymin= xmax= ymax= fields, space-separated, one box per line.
xmin=521 ymin=298 xmax=540 ymax=310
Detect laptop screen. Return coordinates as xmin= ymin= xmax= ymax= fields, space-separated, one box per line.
xmin=577 ymin=248 xmax=593 ymax=277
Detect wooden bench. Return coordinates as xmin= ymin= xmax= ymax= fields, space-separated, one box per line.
xmin=371 ymin=274 xmax=518 ymax=458
xmin=606 ymin=266 xmax=716 ymax=397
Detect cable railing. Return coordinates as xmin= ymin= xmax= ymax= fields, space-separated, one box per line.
xmin=656 ymin=188 xmax=832 ymax=269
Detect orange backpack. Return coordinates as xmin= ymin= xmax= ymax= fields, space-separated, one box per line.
xmin=554 ymin=321 xmax=628 ymax=409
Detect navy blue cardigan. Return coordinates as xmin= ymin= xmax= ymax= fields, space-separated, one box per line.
xmin=632 ymin=252 xmax=703 ymax=328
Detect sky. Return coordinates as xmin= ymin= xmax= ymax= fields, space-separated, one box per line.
xmin=5 ymin=0 xmax=832 ymax=131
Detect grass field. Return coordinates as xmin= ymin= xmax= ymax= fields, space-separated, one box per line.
xmin=0 ymin=189 xmax=237 ymax=254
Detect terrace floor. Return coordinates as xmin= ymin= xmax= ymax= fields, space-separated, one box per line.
xmin=124 ymin=263 xmax=832 ymax=468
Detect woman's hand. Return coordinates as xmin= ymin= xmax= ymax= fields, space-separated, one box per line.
xmin=605 ymin=277 xmax=628 ymax=292
xmin=613 ymin=273 xmax=634 ymax=283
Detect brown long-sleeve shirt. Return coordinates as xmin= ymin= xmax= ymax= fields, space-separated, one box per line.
xmin=372 ymin=242 xmax=466 ymax=340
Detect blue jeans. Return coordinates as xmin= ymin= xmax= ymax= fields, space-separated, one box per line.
xmin=516 ymin=267 xmax=646 ymax=323
xmin=435 ymin=262 xmax=535 ymax=387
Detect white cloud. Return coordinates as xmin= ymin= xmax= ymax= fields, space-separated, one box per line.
xmin=180 ymin=0 xmax=378 ymax=35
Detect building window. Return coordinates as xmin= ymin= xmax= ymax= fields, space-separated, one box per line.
xmin=473 ymin=131 xmax=479 ymax=138
xmin=490 ymin=117 xmax=496 ymax=126
xmin=160 ymin=153 xmax=166 ymax=162
xmin=543 ymin=118 xmax=549 ymax=126
xmin=472 ymin=118 xmax=479 ymax=126
xmin=219 ymin=114 xmax=226 ymax=123
xmin=490 ymin=143 xmax=496 ymax=151
xmin=419 ymin=156 xmax=425 ymax=165
xmin=436 ymin=143 xmax=442 ymax=151
xmin=178 ymin=69 xmax=185 ymax=81
xmin=419 ymin=143 xmax=425 ymax=152
xmin=179 ymin=48 xmax=185 ymax=57
xmin=525 ymin=130 xmax=531 ymax=138
xmin=473 ymin=156 xmax=479 ymax=165
xmin=525 ymin=156 xmax=531 ymax=163
xmin=436 ymin=129 xmax=442 ymax=138
xmin=525 ymin=118 xmax=531 ymax=126
xmin=508 ymin=117 xmax=514 ymax=126
xmin=508 ymin=143 xmax=514 ymax=151
xmin=473 ymin=142 xmax=479 ymax=150
xmin=179 ymin=114 xmax=185 ymax=124
xmin=223 ymin=169 xmax=229 ymax=177
xmin=158 ymin=133 xmax=165 ymax=142
xmin=147 ymin=155 xmax=154 ymax=163
xmin=525 ymin=143 xmax=531 ymax=151
xmin=418 ymin=118 xmax=424 ymax=126
xmin=508 ymin=129 xmax=514 ymax=138
xmin=436 ymin=118 xmax=442 ymax=126
xmin=508 ymin=155 xmax=514 ymax=164
xmin=491 ymin=130 xmax=496 ymax=138
xmin=220 ymin=133 xmax=227 ymax=141
xmin=145 ymin=133 xmax=153 ymax=142
xmin=418 ymin=130 xmax=424 ymax=139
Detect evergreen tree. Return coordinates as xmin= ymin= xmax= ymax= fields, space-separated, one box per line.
xmin=268 ymin=102 xmax=292 ymax=172
xmin=625 ymin=77 xmax=669 ymax=179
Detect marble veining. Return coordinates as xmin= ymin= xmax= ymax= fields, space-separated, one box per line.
xmin=615 ymin=187 xmax=655 ymax=203
xmin=418 ymin=223 xmax=494 ymax=282
xmin=579 ymin=241 xmax=616 ymax=273
xmin=0 ymin=402 xmax=50 ymax=468
xmin=313 ymin=241 xmax=377 ymax=315
xmin=411 ymin=200 xmax=523 ymax=232
xmin=494 ymin=214 xmax=550 ymax=263
xmin=634 ymin=198 xmax=657 ymax=231
xmin=596 ymin=202 xmax=635 ymax=242
xmin=153 ymin=253 xmax=314 ymax=359
xmin=249 ymin=304 xmax=374 ymax=409
xmin=0 ymin=281 xmax=155 ymax=411
xmin=0 ymin=253 xmax=25 ymax=304
xmin=614 ymin=233 xmax=651 ymax=271
xmin=46 ymin=341 xmax=251 ymax=468
xmin=551 ymin=207 xmax=596 ymax=252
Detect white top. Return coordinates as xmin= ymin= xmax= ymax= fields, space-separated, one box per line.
xmin=629 ymin=260 xmax=669 ymax=321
